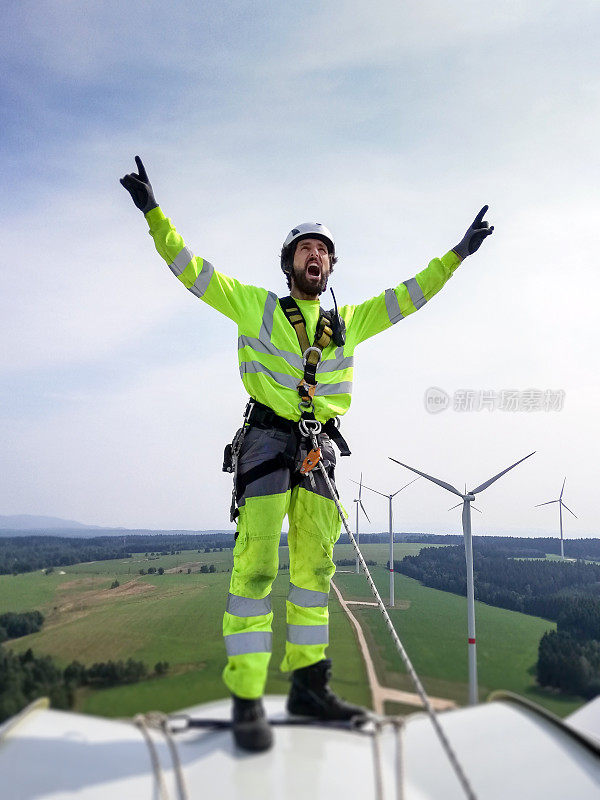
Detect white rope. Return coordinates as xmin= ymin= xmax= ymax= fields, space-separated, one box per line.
xmin=134 ymin=714 xmax=170 ymax=800
xmin=394 ymin=718 xmax=405 ymax=800
xmin=160 ymin=715 xmax=189 ymax=800
xmin=134 ymin=712 xmax=189 ymax=800
xmin=317 ymin=462 xmax=478 ymax=800
xmin=370 ymin=717 xmax=405 ymax=800
xmin=371 ymin=719 xmax=384 ymax=800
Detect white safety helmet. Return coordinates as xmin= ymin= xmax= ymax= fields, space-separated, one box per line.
xmin=282 ymin=222 xmax=335 ymax=254
xmin=280 ymin=222 xmax=336 ymax=276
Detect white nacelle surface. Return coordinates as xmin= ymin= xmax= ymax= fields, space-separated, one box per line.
xmin=1 ymin=695 xmax=599 ymax=800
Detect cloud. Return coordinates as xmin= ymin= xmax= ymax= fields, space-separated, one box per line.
xmin=1 ymin=1 xmax=599 ymax=535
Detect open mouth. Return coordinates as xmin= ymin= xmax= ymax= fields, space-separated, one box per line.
xmin=306 ymin=263 xmax=321 ymax=278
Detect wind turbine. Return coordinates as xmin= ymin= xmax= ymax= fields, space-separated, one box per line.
xmin=353 ymin=474 xmax=370 ymax=574
xmin=389 ymin=451 xmax=535 ymax=705
xmin=535 ymin=478 xmax=578 ymax=560
xmin=351 ymin=477 xmax=419 ymax=606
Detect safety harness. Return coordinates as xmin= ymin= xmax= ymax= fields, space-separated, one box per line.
xmin=223 ymin=293 xmax=350 ymax=521
xmin=279 ymin=295 xmax=334 ymax=414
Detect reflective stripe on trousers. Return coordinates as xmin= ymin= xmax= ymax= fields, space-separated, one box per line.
xmin=224 ymin=630 xmax=272 ymax=656
xmin=223 ymin=594 xmax=273 ymax=658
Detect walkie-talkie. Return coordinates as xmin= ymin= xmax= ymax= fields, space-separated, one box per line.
xmin=329 ymin=288 xmax=346 ymax=347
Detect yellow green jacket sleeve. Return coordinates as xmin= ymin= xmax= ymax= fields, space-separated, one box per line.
xmin=145 ymin=206 xmax=267 ymax=325
xmin=342 ymin=250 xmax=462 ymax=347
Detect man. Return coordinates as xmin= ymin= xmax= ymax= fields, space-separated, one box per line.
xmin=120 ymin=156 xmax=493 ymax=752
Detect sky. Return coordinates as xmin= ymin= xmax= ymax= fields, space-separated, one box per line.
xmin=1 ymin=1 xmax=599 ymax=540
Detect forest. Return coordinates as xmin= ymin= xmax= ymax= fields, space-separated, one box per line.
xmin=537 ymin=598 xmax=600 ymax=698
xmin=0 ymin=646 xmax=169 ymax=724
xmin=2 ymin=532 xmax=600 ymax=576
xmin=394 ymin=543 xmax=600 ymax=618
xmin=0 ymin=611 xmax=44 ymax=642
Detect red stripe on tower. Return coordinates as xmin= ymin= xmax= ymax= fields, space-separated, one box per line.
xmin=468 ymin=638 xmax=476 ymax=644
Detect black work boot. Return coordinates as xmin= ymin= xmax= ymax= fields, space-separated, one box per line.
xmin=287 ymin=659 xmax=368 ymax=721
xmin=231 ymin=695 xmax=273 ymax=752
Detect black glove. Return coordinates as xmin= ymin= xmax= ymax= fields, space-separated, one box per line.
xmin=452 ymin=206 xmax=494 ymax=260
xmin=120 ymin=156 xmax=158 ymax=214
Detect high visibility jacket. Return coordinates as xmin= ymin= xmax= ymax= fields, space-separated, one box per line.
xmin=146 ymin=207 xmax=461 ymax=423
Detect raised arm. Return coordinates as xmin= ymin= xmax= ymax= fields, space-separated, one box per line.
xmin=120 ymin=156 xmax=266 ymax=325
xmin=345 ymin=206 xmax=494 ymax=346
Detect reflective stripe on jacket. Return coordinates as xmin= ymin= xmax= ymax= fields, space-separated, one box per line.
xmin=145 ymin=207 xmax=461 ymax=423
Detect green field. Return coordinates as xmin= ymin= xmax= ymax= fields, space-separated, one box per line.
xmin=334 ymin=569 xmax=581 ymax=717
xmin=0 ymin=547 xmax=370 ymax=716
xmin=0 ymin=543 xmax=584 ymax=719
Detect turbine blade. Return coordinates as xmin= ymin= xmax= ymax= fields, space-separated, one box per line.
xmin=535 ymin=500 xmax=559 ymax=507
xmin=350 ymin=478 xmax=387 ymax=498
xmin=561 ymin=501 xmax=578 ymax=519
xmin=391 ymin=477 xmax=420 ymax=497
xmin=389 ymin=458 xmax=463 ymax=498
xmin=560 ymin=477 xmax=566 ymax=500
xmin=448 ymin=502 xmax=462 ymax=511
xmin=359 ymin=500 xmax=371 ymax=524
xmin=472 ymin=505 xmax=483 ymax=514
xmin=359 ymin=472 xmax=363 ymax=501
xmin=470 ymin=451 xmax=535 ymax=495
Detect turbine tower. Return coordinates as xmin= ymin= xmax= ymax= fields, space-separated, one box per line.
xmin=535 ymin=478 xmax=578 ymax=560
xmin=389 ymin=451 xmax=535 ymax=705
xmin=351 ymin=477 xmax=418 ymax=606
xmin=353 ymin=474 xmax=370 ymax=574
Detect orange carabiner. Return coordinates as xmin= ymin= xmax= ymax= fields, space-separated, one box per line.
xmin=297 ymin=379 xmax=316 ymax=399
xmin=300 ymin=447 xmax=321 ymax=475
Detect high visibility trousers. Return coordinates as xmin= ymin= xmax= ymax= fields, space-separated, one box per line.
xmin=222 ymin=426 xmax=342 ymax=700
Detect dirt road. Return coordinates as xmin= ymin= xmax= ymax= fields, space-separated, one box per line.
xmin=331 ymin=580 xmax=457 ymax=715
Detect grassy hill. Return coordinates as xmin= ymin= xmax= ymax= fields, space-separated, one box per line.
xmin=0 ymin=543 xmax=584 ymax=718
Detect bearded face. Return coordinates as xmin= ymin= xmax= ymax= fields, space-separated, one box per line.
xmin=290 ymin=238 xmax=331 ymax=297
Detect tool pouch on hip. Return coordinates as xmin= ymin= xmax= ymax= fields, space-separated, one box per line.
xmin=222 ymin=443 xmax=233 ymax=473
xmin=223 ymin=427 xmax=245 ymax=473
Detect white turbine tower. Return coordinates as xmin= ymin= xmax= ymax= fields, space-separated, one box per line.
xmin=351 ymin=477 xmax=419 ymax=607
xmin=535 ymin=478 xmax=578 ymax=560
xmin=389 ymin=451 xmax=535 ymax=705
xmin=353 ymin=474 xmax=370 ymax=574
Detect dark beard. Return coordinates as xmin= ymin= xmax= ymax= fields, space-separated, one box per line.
xmin=292 ymin=265 xmax=329 ymax=296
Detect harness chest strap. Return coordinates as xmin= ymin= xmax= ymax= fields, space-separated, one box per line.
xmin=278 ymin=297 xmax=332 ymax=476
xmin=278 ymin=296 xmax=334 ymax=405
